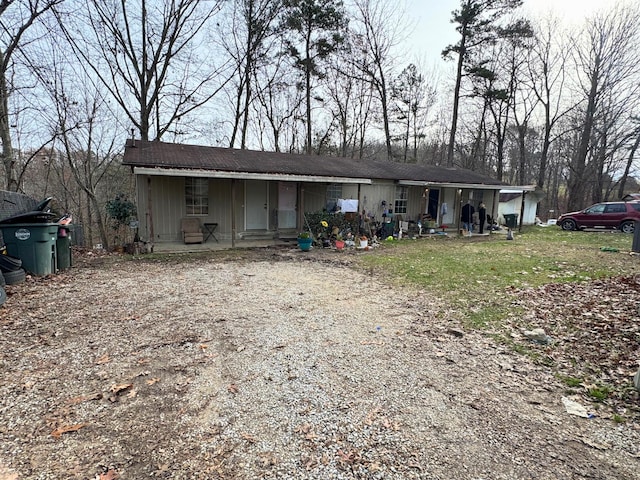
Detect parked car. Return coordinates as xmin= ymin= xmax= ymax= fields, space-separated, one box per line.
xmin=557 ymin=201 xmax=640 ymax=233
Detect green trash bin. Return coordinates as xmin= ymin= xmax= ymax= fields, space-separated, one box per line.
xmin=56 ymin=225 xmax=72 ymax=270
xmin=504 ymin=213 xmax=518 ymax=229
xmin=0 ymin=223 xmax=58 ymax=275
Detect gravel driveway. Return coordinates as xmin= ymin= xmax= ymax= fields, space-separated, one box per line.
xmin=1 ymin=251 xmax=639 ymax=479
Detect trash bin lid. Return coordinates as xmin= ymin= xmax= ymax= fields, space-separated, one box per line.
xmin=0 ymin=211 xmax=57 ymax=224
xmin=34 ymin=197 xmax=53 ymax=212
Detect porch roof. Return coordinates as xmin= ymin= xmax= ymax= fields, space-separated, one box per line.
xmin=122 ymin=140 xmax=511 ymax=188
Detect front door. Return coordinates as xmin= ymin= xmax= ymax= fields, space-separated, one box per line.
xmin=278 ymin=182 xmax=297 ymax=229
xmin=245 ymin=180 xmax=268 ymax=230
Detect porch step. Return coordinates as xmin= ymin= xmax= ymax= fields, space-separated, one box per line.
xmin=239 ymin=231 xmax=277 ymax=241
xmin=277 ymin=229 xmax=298 ymax=241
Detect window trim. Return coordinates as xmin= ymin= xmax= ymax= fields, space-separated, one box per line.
xmin=185 ymin=177 xmax=209 ymax=216
xmin=394 ymin=185 xmax=408 ymax=214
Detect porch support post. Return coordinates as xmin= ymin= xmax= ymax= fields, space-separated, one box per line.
xmin=518 ymin=191 xmax=527 ymax=232
xmin=231 ymin=179 xmax=237 ymax=248
xmin=147 ymin=176 xmax=154 ymax=250
xmin=297 ymin=183 xmax=305 ymax=231
xmin=455 ymin=188 xmax=462 ymax=235
xmin=357 ymin=183 xmax=362 ymax=234
xmin=490 ymin=190 xmax=499 ymax=235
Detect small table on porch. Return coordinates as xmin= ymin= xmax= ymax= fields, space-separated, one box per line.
xmin=203 ymin=223 xmax=219 ymax=243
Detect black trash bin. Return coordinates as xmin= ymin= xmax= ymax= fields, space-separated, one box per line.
xmin=56 ymin=225 xmax=72 ymax=270
xmin=504 ymin=213 xmax=518 ymax=229
xmin=0 ymin=223 xmax=58 ymax=275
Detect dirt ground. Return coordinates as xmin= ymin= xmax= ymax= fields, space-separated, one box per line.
xmin=1 ymin=247 xmax=639 ymax=479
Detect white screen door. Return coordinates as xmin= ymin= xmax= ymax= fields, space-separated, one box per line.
xmin=245 ymin=180 xmax=268 ymax=229
xmin=278 ymin=182 xmax=297 ymax=229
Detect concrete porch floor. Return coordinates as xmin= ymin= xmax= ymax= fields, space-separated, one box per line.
xmin=148 ymin=230 xmax=502 ymax=254
xmin=151 ymin=238 xmax=297 ymax=253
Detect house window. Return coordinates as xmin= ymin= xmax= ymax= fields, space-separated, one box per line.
xmin=326 ymin=183 xmax=342 ymax=212
xmin=394 ymin=186 xmax=408 ymax=214
xmin=185 ymin=177 xmax=209 ymax=215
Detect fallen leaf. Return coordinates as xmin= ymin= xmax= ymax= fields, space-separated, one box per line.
xmin=110 ymin=383 xmax=133 ymax=395
xmin=146 ymin=378 xmax=160 ymax=385
xmin=241 ymin=432 xmax=257 ymax=443
xmin=95 ymin=354 xmax=111 ymax=365
xmin=98 ymin=468 xmax=119 ymax=480
xmin=126 ymin=389 xmax=137 ymax=399
xmin=227 ymin=384 xmax=239 ymax=394
xmin=51 ymin=423 xmax=87 ymax=438
xmin=199 ymin=344 xmax=209 ymax=350
xmin=336 ymin=449 xmax=360 ymax=464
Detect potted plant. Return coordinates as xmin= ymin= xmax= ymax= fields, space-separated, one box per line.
xmin=297 ymin=231 xmax=313 ymax=251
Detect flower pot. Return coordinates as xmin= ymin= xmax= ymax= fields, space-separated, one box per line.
xmin=297 ymin=237 xmax=313 ymax=251
xmin=359 ymin=239 xmax=368 ymax=248
xmin=335 ymin=240 xmax=345 ymax=250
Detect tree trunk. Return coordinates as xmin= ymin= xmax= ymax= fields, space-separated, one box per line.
xmin=617 ymin=131 xmax=640 ymax=198
xmin=447 ymin=27 xmax=466 ymax=166
xmin=568 ymin=69 xmax=599 ymax=211
xmin=0 ymin=55 xmax=16 ymax=191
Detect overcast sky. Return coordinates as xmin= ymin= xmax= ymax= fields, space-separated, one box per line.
xmin=403 ymin=0 xmax=624 ymax=68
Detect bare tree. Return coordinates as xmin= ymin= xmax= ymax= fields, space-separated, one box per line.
xmin=56 ymin=0 xmax=229 ymax=142
xmin=527 ymin=15 xmax=574 ymax=189
xmin=617 ymin=118 xmax=640 ymax=199
xmin=253 ymin=45 xmax=305 ymax=152
xmin=28 ymin=35 xmax=126 ymax=249
xmin=391 ymin=63 xmax=436 ymax=162
xmin=322 ymin=44 xmax=377 ymax=158
xmin=350 ymin=0 xmax=406 ymax=161
xmin=223 ymin=0 xmax=282 ymax=149
xmin=442 ymin=0 xmax=529 ymax=166
xmin=0 ymin=0 xmax=61 ymax=191
xmin=567 ymin=5 xmax=640 ymax=210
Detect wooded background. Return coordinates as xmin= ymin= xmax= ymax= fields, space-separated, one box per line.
xmin=0 ymin=0 xmax=638 ymax=249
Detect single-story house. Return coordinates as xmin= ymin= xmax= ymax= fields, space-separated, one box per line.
xmin=122 ymin=140 xmax=533 ymax=247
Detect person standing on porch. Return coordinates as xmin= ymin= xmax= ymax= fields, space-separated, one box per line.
xmin=478 ymin=202 xmax=487 ymax=234
xmin=461 ymin=201 xmax=474 ymax=233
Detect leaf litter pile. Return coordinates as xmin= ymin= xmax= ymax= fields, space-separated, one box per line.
xmin=506 ymin=274 xmax=640 ymax=419
xmin=1 ymin=249 xmax=639 ymax=479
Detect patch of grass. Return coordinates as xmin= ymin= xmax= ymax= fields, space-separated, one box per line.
xmin=465 ymin=305 xmax=510 ymax=329
xmin=588 ymin=385 xmax=611 ymax=402
xmin=357 ymin=227 xmax=639 ymax=326
xmin=559 ymin=375 xmax=583 ymax=388
xmin=612 ymin=414 xmax=625 ymax=423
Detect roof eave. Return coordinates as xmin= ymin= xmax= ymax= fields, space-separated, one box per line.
xmin=132 ymin=166 xmax=372 ymax=184
xmin=398 ymin=180 xmax=509 ymax=190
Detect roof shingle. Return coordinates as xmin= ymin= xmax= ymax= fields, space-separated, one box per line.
xmin=122 ymin=140 xmax=508 ymax=186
